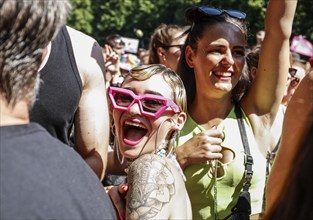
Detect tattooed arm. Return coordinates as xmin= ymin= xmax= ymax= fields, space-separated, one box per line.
xmin=126 ymin=154 xmax=192 ymax=220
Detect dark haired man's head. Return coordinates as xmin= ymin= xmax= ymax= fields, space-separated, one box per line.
xmin=105 ymin=34 xmax=126 ymax=57
xmin=0 ymin=0 xmax=71 ymax=107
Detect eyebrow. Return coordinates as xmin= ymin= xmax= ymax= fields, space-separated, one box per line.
xmin=122 ymin=87 xmax=164 ymax=97
xmin=144 ymin=90 xmax=164 ymax=97
xmin=206 ymin=44 xmax=224 ymax=48
xmin=207 ymin=44 xmax=246 ymax=50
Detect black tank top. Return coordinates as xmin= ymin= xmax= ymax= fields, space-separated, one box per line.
xmin=30 ymin=26 xmax=82 ymax=145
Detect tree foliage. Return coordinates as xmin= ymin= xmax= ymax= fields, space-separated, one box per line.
xmin=67 ymin=0 xmax=93 ymax=34
xmin=67 ymin=0 xmax=312 ymax=48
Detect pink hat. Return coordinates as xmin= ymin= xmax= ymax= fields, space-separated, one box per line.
xmin=290 ymin=35 xmax=313 ymax=57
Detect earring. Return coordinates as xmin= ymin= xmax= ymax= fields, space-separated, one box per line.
xmin=155 ymin=140 xmax=168 ymax=158
xmin=115 ymin=137 xmax=125 ymax=165
xmin=112 ymin=124 xmax=124 ymax=165
xmin=170 ymin=130 xmax=179 ymax=154
xmin=172 ymin=121 xmax=182 ymax=130
xmin=111 ymin=121 xmax=116 ymax=137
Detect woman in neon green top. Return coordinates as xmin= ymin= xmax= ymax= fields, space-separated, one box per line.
xmin=175 ymin=0 xmax=297 ymax=219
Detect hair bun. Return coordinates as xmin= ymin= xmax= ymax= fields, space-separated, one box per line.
xmin=184 ymin=6 xmax=199 ymax=24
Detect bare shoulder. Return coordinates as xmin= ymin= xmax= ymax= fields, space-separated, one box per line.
xmin=66 ymin=26 xmax=105 ymax=86
xmin=66 ymin=25 xmax=98 ymax=51
xmin=126 ymin=154 xmax=191 ymax=219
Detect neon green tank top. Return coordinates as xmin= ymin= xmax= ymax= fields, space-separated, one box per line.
xmin=178 ymin=106 xmax=266 ymax=220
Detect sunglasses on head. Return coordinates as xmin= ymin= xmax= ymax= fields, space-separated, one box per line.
xmin=197 ymin=6 xmax=246 ymax=20
xmin=162 ymin=44 xmax=184 ymax=51
xmin=108 ymin=87 xmax=180 ymax=118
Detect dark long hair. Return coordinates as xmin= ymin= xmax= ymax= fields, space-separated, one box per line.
xmin=177 ymin=6 xmax=250 ymax=106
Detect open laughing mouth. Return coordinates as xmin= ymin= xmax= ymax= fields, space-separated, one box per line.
xmin=122 ymin=120 xmax=148 ymax=146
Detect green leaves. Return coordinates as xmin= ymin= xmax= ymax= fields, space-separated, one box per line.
xmin=67 ymin=0 xmax=312 ymax=48
xmin=68 ymin=0 xmax=93 ymax=34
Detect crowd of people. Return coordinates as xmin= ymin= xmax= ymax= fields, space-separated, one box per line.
xmin=1 ymin=0 xmax=312 ymax=219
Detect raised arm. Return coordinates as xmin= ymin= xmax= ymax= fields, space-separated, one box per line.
xmin=243 ymin=0 xmax=297 ymax=122
xmin=67 ymin=26 xmax=110 ymax=180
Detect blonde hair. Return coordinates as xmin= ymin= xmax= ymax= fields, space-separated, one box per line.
xmin=125 ymin=64 xmax=187 ymax=113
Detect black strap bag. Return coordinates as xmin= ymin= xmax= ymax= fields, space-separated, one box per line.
xmin=224 ymin=103 xmax=253 ymax=220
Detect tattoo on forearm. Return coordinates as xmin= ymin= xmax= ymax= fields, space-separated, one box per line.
xmin=127 ymin=154 xmax=175 ymax=219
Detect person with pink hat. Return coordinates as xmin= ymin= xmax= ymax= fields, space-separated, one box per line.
xmin=290 ymin=35 xmax=313 ymax=64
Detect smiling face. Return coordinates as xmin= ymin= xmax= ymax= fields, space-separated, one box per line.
xmin=186 ymin=22 xmax=246 ymax=99
xmin=112 ymin=73 xmax=184 ymax=160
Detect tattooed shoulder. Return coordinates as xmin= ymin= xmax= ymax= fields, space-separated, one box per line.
xmin=126 ymin=154 xmax=175 ymax=219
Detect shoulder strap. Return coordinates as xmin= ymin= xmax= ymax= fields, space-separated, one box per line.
xmin=234 ymin=103 xmax=254 ymax=192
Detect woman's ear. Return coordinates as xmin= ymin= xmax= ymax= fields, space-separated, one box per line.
xmin=172 ymin=112 xmax=187 ymax=131
xmin=185 ymin=45 xmax=195 ymax=68
xmin=157 ymin=47 xmax=167 ymax=62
